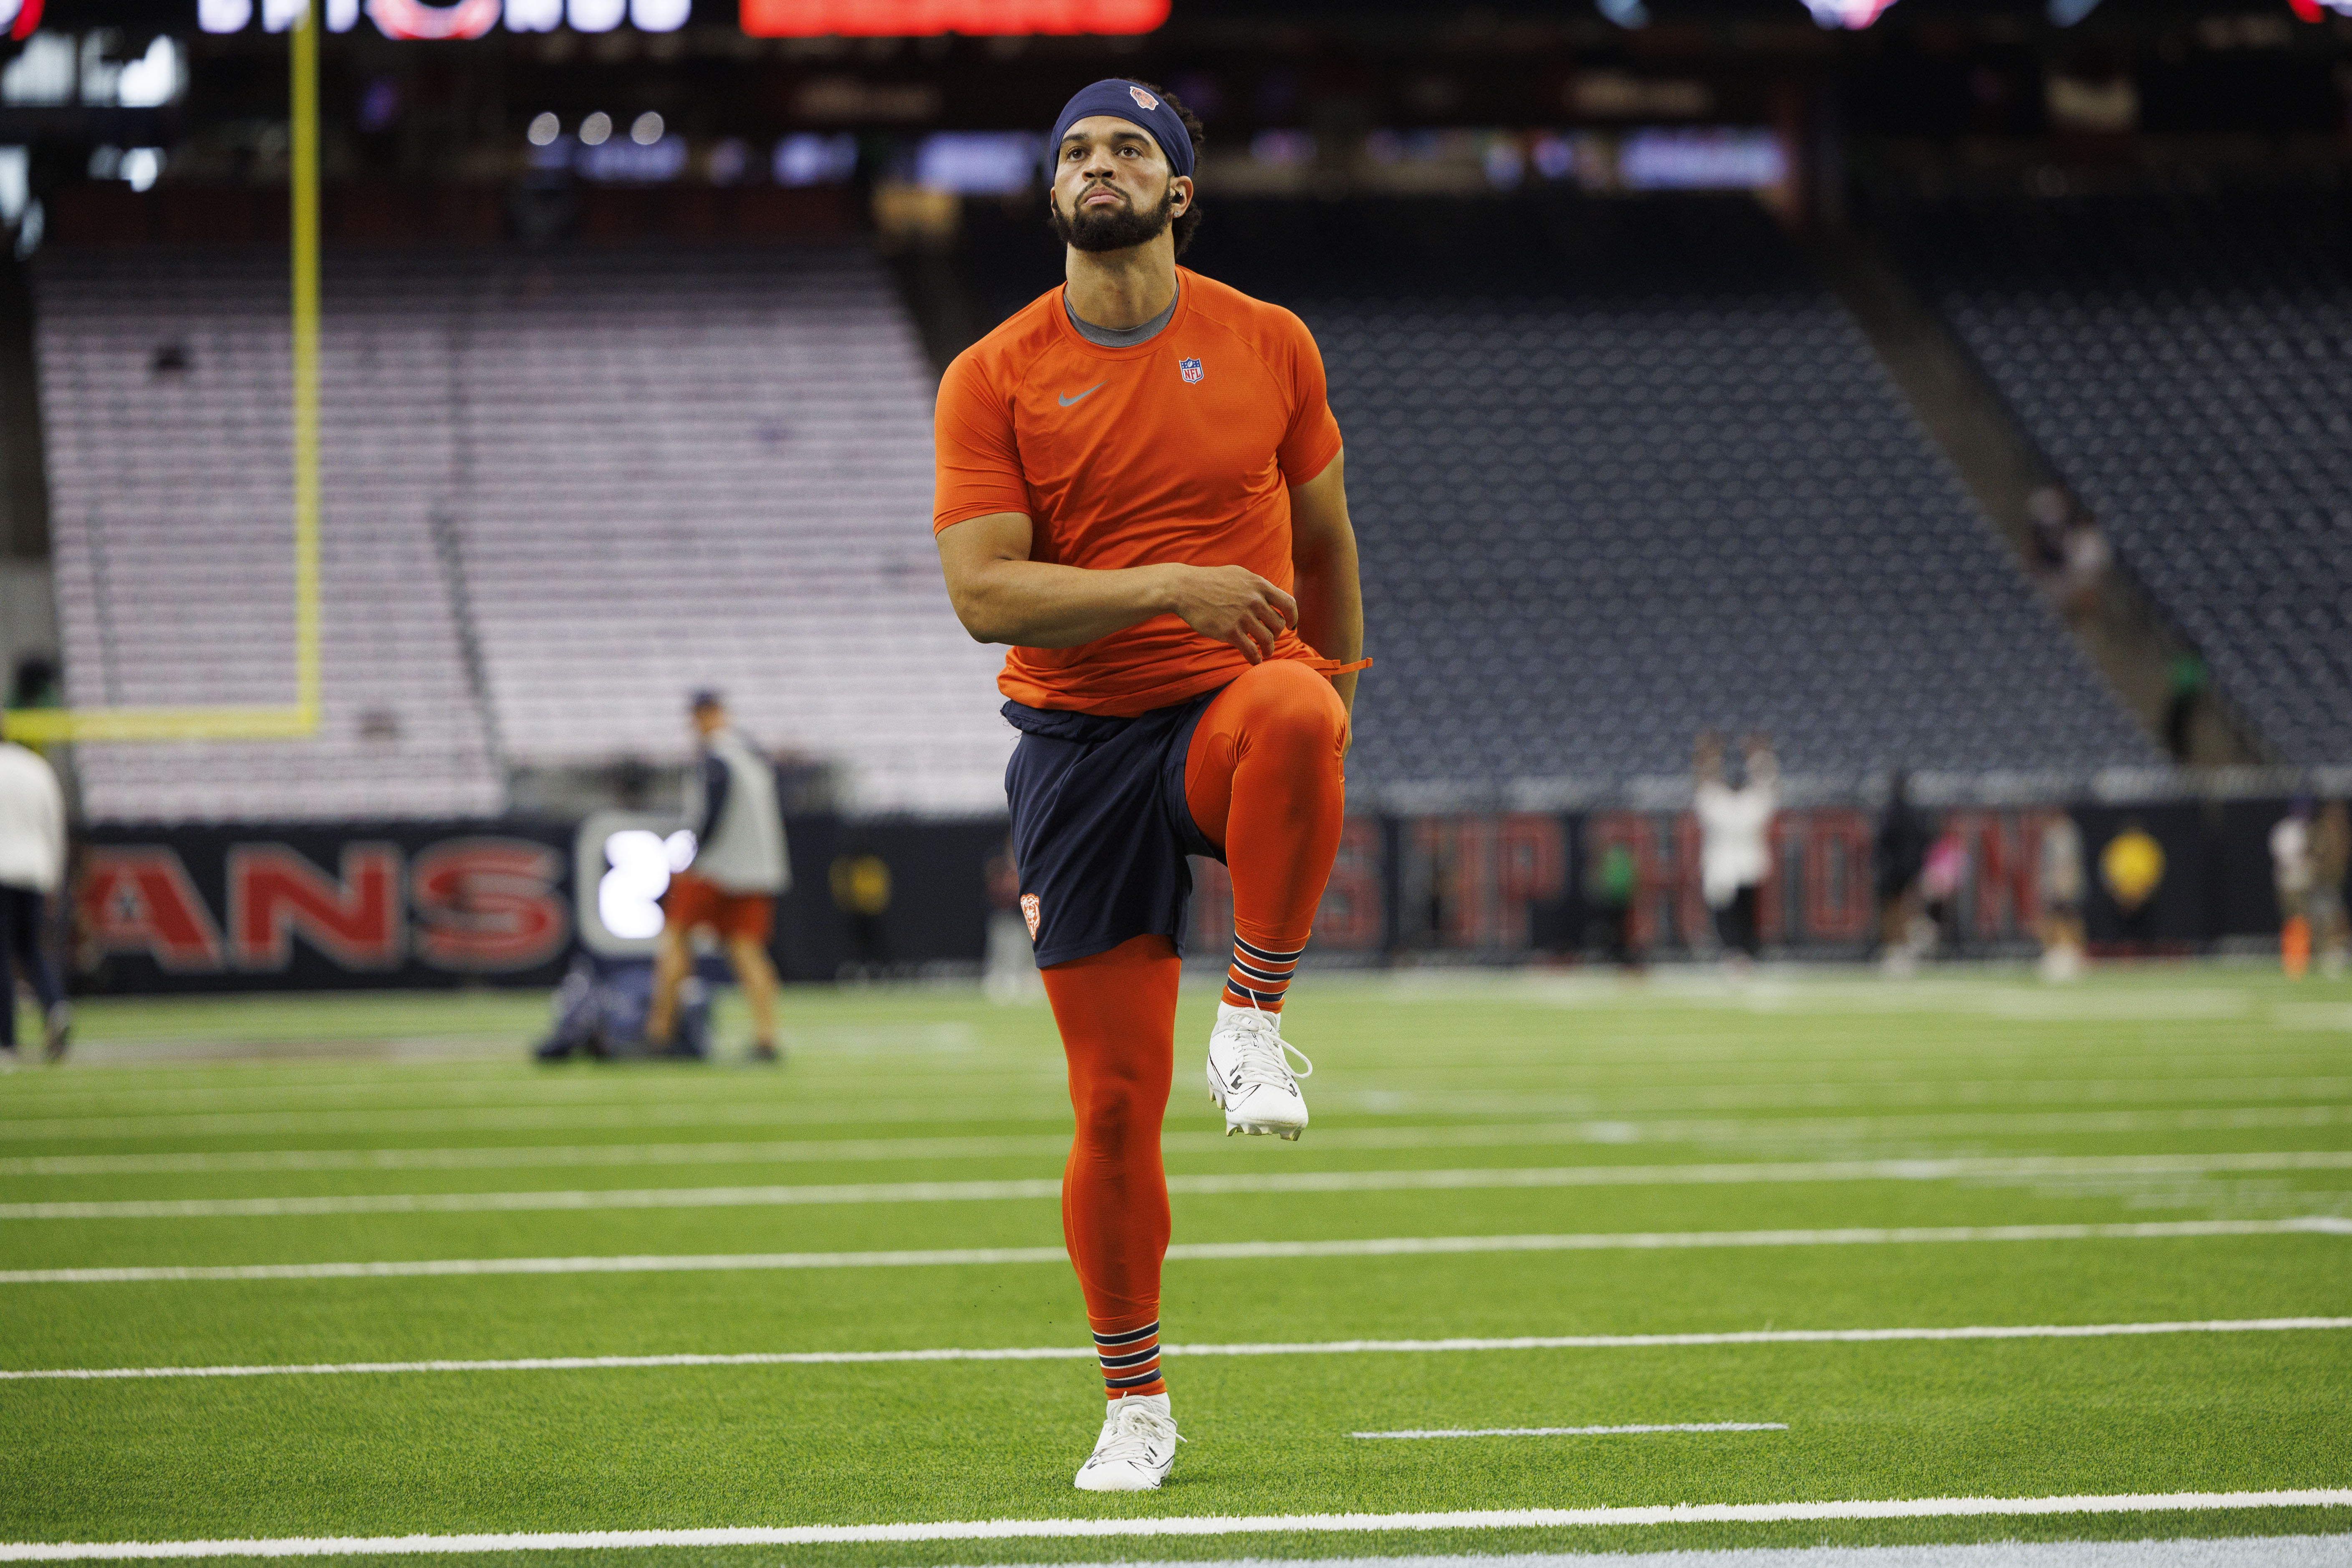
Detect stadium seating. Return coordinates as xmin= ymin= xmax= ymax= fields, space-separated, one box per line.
xmin=970 ymin=195 xmax=2156 ymax=791
xmin=38 ymin=252 xmax=505 ymax=821
xmin=35 ymin=244 xmax=1010 ymax=821
xmin=1885 ymin=182 xmax=2352 ymax=765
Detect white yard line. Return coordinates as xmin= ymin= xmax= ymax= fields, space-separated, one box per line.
xmin=8 ymin=1218 xmax=2347 ymax=1285
xmin=13 ymin=1141 xmax=2352 ymax=1186
xmin=953 ymin=1540 xmax=2352 ymax=1568
xmin=12 ymin=1073 xmax=2344 ymax=1126
xmin=13 ymin=1152 xmax=2352 ymax=1221
xmin=6 ymin=1103 xmax=2344 ymax=1149
xmin=1351 ymin=1424 xmax=1789 ymax=1438
xmin=3 ymin=1316 xmax=2343 ymax=1382
xmin=0 ymin=1102 xmax=1071 ymax=1142
xmin=0 ymin=1490 xmax=2345 ymax=1559
xmin=0 ymin=1136 xmax=1079 ymax=1177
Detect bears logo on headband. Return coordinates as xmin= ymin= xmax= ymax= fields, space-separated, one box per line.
xmin=1050 ymin=79 xmax=1196 ymax=181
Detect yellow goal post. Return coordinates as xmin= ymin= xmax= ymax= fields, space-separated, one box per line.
xmin=2 ymin=0 xmax=321 ymax=744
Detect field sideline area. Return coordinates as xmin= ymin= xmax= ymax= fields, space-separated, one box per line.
xmin=1 ymin=965 xmax=2347 ymax=1565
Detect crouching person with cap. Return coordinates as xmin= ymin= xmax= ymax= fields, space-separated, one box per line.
xmin=647 ymin=690 xmax=790 ymax=1062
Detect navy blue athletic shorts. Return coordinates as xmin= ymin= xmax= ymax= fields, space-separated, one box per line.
xmin=1002 ymin=691 xmax=1226 ymax=968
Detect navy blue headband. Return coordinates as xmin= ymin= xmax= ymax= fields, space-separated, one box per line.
xmin=1050 ymin=79 xmax=1194 ymax=181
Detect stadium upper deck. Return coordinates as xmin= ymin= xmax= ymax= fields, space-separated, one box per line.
xmin=1886 ymin=181 xmax=2352 ymax=766
xmin=37 ymin=243 xmax=1010 ymax=821
xmin=38 ymin=181 xmax=2352 ymax=821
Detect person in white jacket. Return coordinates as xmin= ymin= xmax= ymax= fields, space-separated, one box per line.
xmin=0 ymin=739 xmax=67 ymax=1064
xmin=1693 ymin=730 xmax=1778 ymax=966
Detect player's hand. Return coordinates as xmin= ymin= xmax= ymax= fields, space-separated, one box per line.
xmin=1166 ymin=566 xmax=1297 ymax=664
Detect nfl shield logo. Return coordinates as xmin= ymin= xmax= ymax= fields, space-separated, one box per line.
xmin=1179 ymin=357 xmax=1205 ymax=384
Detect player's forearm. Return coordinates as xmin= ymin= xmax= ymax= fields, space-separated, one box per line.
xmin=951 ymin=558 xmax=1181 ymax=649
xmin=1295 ymin=540 xmax=1363 ymax=714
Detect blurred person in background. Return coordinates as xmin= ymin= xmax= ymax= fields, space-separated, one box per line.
xmin=2311 ymin=800 xmax=2350 ymax=980
xmin=1585 ymin=838 xmax=1640 ymax=971
xmin=647 ymin=691 xmax=788 ymax=1061
xmin=2272 ymin=798 xmax=2317 ymax=978
xmin=1693 ymin=731 xmax=1777 ymax=968
xmin=830 ymin=843 xmax=893 ymax=979
xmin=2037 ymin=806 xmax=2087 ymax=982
xmin=2060 ymin=510 xmax=2110 ymax=623
xmin=1917 ymin=823 xmax=1968 ymax=959
xmin=2163 ymin=651 xmax=2208 ymax=765
xmin=1875 ymin=770 xmax=1930 ymax=975
xmin=2025 ymin=484 xmax=2071 ymax=586
xmin=8 ymin=655 xmax=59 ymax=712
xmin=932 ymin=76 xmax=1365 ymax=1492
xmin=0 ymin=736 xmax=67 ymax=1064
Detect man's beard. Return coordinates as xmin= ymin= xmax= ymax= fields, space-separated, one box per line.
xmin=1049 ymin=181 xmax=1175 ymax=252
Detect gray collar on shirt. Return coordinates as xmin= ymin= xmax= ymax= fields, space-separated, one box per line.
xmin=1065 ymin=284 xmax=1177 ymax=348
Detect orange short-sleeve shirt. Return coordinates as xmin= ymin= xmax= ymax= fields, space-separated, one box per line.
xmin=933 ymin=268 xmax=1343 ymax=716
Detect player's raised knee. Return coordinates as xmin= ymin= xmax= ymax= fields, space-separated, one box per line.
xmin=1247 ymin=659 xmax=1348 ymax=749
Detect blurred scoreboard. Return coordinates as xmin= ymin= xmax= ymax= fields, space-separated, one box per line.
xmin=189 ymin=0 xmax=1167 ymax=37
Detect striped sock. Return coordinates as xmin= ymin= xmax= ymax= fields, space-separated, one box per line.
xmin=1093 ymin=1320 xmax=1164 ymax=1399
xmin=1224 ymin=936 xmax=1303 ymax=1013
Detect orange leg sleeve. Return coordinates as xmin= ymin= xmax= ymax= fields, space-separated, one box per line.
xmin=1184 ymin=659 xmax=1350 ymax=1011
xmin=1041 ymin=932 xmax=1179 ymax=1396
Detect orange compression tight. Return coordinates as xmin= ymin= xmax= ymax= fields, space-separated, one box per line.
xmin=1042 ymin=934 xmax=1179 ymax=1398
xmin=1184 ymin=658 xmax=1352 ymax=1013
xmin=1040 ymin=659 xmax=1350 ymax=1400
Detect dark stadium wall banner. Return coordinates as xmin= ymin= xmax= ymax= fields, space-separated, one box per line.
xmin=66 ymin=800 xmax=2323 ymax=992
xmin=1189 ymin=805 xmax=2309 ymax=962
xmin=567 ymin=811 xmax=1001 ymax=984
xmin=73 ymin=822 xmax=577 ymax=995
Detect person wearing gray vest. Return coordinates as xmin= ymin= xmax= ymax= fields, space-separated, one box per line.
xmin=648 ymin=691 xmax=790 ymax=1062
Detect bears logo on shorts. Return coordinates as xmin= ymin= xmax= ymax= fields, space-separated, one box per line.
xmin=1020 ymin=893 xmax=1042 ymax=939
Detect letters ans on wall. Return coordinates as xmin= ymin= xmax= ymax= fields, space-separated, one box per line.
xmin=76 ymin=822 xmax=574 ymax=993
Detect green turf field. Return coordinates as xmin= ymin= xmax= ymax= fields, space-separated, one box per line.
xmin=2 ymin=965 xmax=2348 ymax=1563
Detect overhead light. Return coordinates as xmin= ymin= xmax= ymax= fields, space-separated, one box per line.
xmin=631 ymin=111 xmax=663 ymax=144
xmin=121 ymin=147 xmax=161 ymax=192
xmin=526 ymin=111 xmax=559 ymax=146
xmin=579 ymin=110 xmax=611 ymax=146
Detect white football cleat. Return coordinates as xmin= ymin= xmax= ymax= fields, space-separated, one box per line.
xmin=1073 ymin=1392 xmax=1184 ymax=1492
xmin=1206 ymin=1001 xmax=1312 ymax=1140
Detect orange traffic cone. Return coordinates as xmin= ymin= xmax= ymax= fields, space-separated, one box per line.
xmin=2283 ymin=914 xmax=2312 ymax=979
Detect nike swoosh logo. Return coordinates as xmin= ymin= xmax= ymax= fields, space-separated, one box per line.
xmin=1059 ymin=383 xmax=1105 ymax=407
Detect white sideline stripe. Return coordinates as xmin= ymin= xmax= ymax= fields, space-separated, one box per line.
xmin=18 ymin=1152 xmax=2352 ymax=1220
xmin=1352 ymin=1424 xmax=1789 ymax=1439
xmin=23 ymin=1141 xmax=2352 ymax=1182
xmin=0 ymin=1491 xmax=2346 ymax=1559
xmin=13 ymin=1071 xmax=2346 ymax=1131
xmin=3 ymin=1316 xmax=2344 ymax=1381
xmin=8 ymin=1218 xmax=2348 ymax=1285
xmin=7 ymin=1102 xmax=2351 ymax=1145
xmin=0 ymin=1136 xmax=1080 ymax=1178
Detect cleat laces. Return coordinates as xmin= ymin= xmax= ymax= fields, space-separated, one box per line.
xmin=1089 ymin=1399 xmax=1186 ymax=1472
xmin=1222 ymin=1008 xmax=1313 ymax=1091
